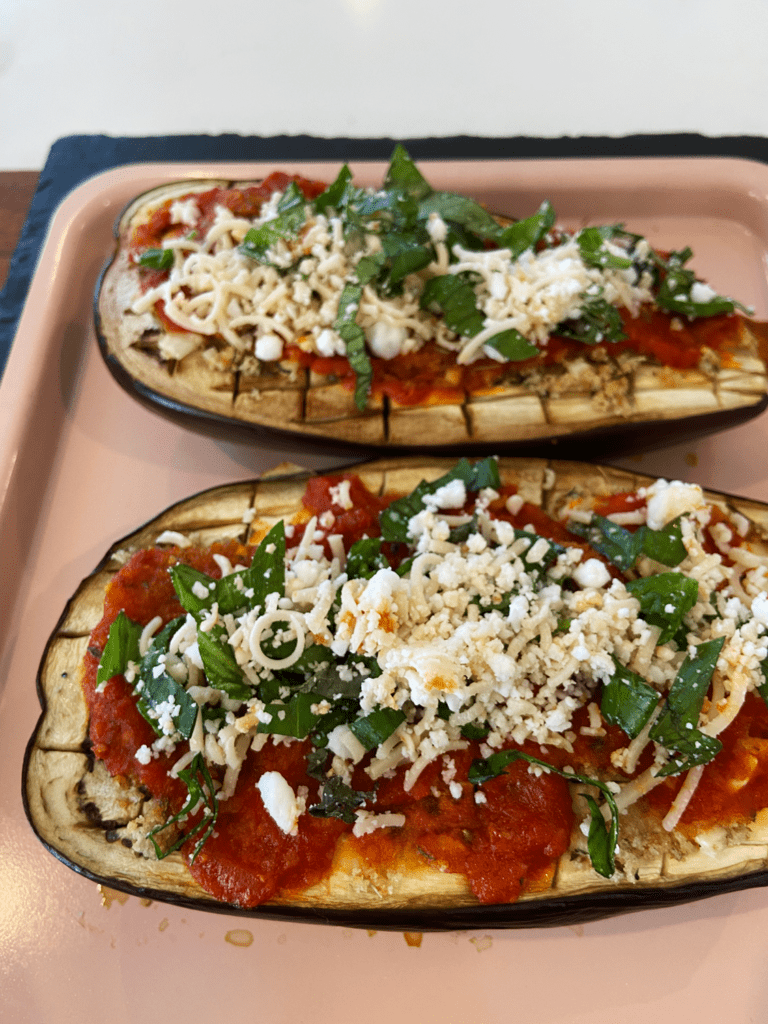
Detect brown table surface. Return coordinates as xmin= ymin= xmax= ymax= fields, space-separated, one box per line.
xmin=0 ymin=170 xmax=40 ymax=292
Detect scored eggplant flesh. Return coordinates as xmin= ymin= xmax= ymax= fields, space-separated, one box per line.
xmin=23 ymin=457 xmax=768 ymax=927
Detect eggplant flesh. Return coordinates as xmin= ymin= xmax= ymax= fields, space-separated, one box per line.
xmin=23 ymin=458 xmax=768 ymax=929
xmin=95 ymin=179 xmax=768 ymax=455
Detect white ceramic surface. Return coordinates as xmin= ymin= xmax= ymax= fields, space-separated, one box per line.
xmin=3 ymin=0 xmax=768 ymax=168
xmin=4 ymin=157 xmax=768 ymax=1023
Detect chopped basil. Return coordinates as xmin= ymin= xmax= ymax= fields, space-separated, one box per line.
xmin=96 ymin=610 xmax=142 ymax=689
xmin=576 ymin=226 xmax=634 ymax=271
xmin=601 ymin=658 xmax=659 ymax=739
xmin=138 ymin=247 xmax=174 ymax=271
xmin=169 ymin=520 xmax=286 ymax=619
xmin=345 ymin=537 xmax=389 ymax=580
xmin=380 ymin=457 xmax=500 ymax=543
xmin=420 ymin=272 xmax=486 ymax=338
xmin=649 ymin=637 xmax=725 ymax=776
xmin=149 ymin=753 xmax=218 ymax=863
xmin=625 ymin=572 xmax=699 ymax=645
xmin=196 ymin=624 xmax=251 ymax=701
xmin=312 ymin=164 xmax=354 ymax=215
xmin=383 ymin=144 xmax=433 ymax=202
xmin=239 ymin=181 xmax=309 ymax=266
xmin=257 ymin=691 xmax=323 ymax=738
xmin=467 ymin=750 xmax=619 ymax=878
xmin=417 ymin=190 xmax=503 ymax=241
xmin=569 ymin=514 xmax=643 ymax=571
xmin=308 ymin=776 xmax=373 ymax=825
xmin=653 ymin=248 xmax=751 ymax=318
xmin=349 ymin=706 xmax=406 ymax=750
xmin=334 ymin=281 xmax=373 ymax=411
xmin=484 ymin=328 xmax=540 ymax=361
xmin=136 ymin=617 xmax=198 ymax=739
xmin=496 ymin=201 xmax=555 ymax=260
xmin=556 ymin=292 xmax=627 ymax=345
xmin=569 ymin=514 xmax=687 ymax=572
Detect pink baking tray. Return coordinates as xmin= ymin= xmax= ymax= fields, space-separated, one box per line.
xmin=4 ymin=157 xmax=768 ymax=1024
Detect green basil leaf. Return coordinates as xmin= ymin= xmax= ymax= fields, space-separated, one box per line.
xmin=349 ymin=706 xmax=406 ymax=750
xmin=496 ymin=201 xmax=556 ymax=260
xmin=381 ymin=232 xmax=434 ymax=287
xmin=313 ymin=164 xmax=354 ymax=214
xmin=577 ymin=226 xmax=633 ymax=270
xmin=138 ymin=247 xmax=174 ymax=271
xmin=249 ymin=518 xmax=286 ymax=600
xmin=484 ymin=328 xmax=539 ymax=361
xmin=417 ymin=191 xmax=502 ymax=241
xmin=569 ymin=514 xmax=687 ymax=573
xmin=420 ymin=272 xmax=485 ymax=338
xmin=136 ymin=617 xmax=198 ymax=739
xmin=308 ymin=776 xmax=374 ymax=824
xmin=97 ymin=610 xmax=142 ymax=689
xmin=346 ymin=537 xmax=389 ymax=580
xmin=602 ymin=658 xmax=659 ymax=739
xmin=383 ymin=144 xmax=433 ymax=201
xmin=258 ymin=691 xmax=323 ymax=738
xmin=239 ymin=181 xmax=308 ymax=265
xmin=467 ymin=749 xmax=618 ymax=877
xmin=196 ymin=624 xmax=251 ymax=701
xmin=149 ymin=752 xmax=218 ymax=862
xmin=569 ymin=514 xmax=643 ymax=571
xmin=625 ymin=572 xmax=699 ymax=645
xmin=556 ymin=292 xmax=627 ymax=345
xmin=334 ymin=281 xmax=372 ymax=411
xmin=649 ymin=636 xmax=725 ymax=775
xmin=641 ymin=516 xmax=687 ymax=567
xmin=653 ymin=249 xmax=749 ymax=318
xmin=460 ymin=720 xmax=490 ymax=740
xmin=380 ymin=457 xmax=500 ymax=543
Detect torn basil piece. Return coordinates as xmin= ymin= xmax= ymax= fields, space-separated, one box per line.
xmin=257 ymin=691 xmax=323 ymax=738
xmin=97 ymin=609 xmax=142 ymax=689
xmin=334 ymin=281 xmax=373 ymax=411
xmin=649 ymin=636 xmax=725 ymax=776
xmin=138 ymin=247 xmax=174 ymax=271
xmin=308 ymin=777 xmax=373 ymax=825
xmin=496 ymin=200 xmax=555 ymax=261
xmin=569 ymin=514 xmax=687 ymax=573
xmin=135 ymin=617 xmax=198 ymax=739
xmin=349 ymin=706 xmax=406 ymax=751
xmin=653 ymin=248 xmax=750 ymax=318
xmin=380 ymin=457 xmax=500 ymax=543
xmin=576 ymin=226 xmax=634 ymax=271
xmin=602 ymin=658 xmax=659 ymax=739
xmin=420 ymin=272 xmax=485 ymax=339
xmin=345 ymin=537 xmax=389 ymax=580
xmin=626 ymin=572 xmax=699 ymax=645
xmin=239 ymin=181 xmax=309 ymax=265
xmin=196 ymin=624 xmax=251 ymax=701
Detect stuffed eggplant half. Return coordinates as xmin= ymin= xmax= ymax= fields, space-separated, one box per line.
xmin=95 ymin=147 xmax=768 ymax=454
xmin=24 ymin=456 xmax=768 ymax=929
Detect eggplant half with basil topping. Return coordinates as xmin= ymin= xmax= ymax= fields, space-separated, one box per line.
xmin=24 ymin=457 xmax=768 ymax=928
xmin=95 ymin=148 xmax=768 ymax=454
